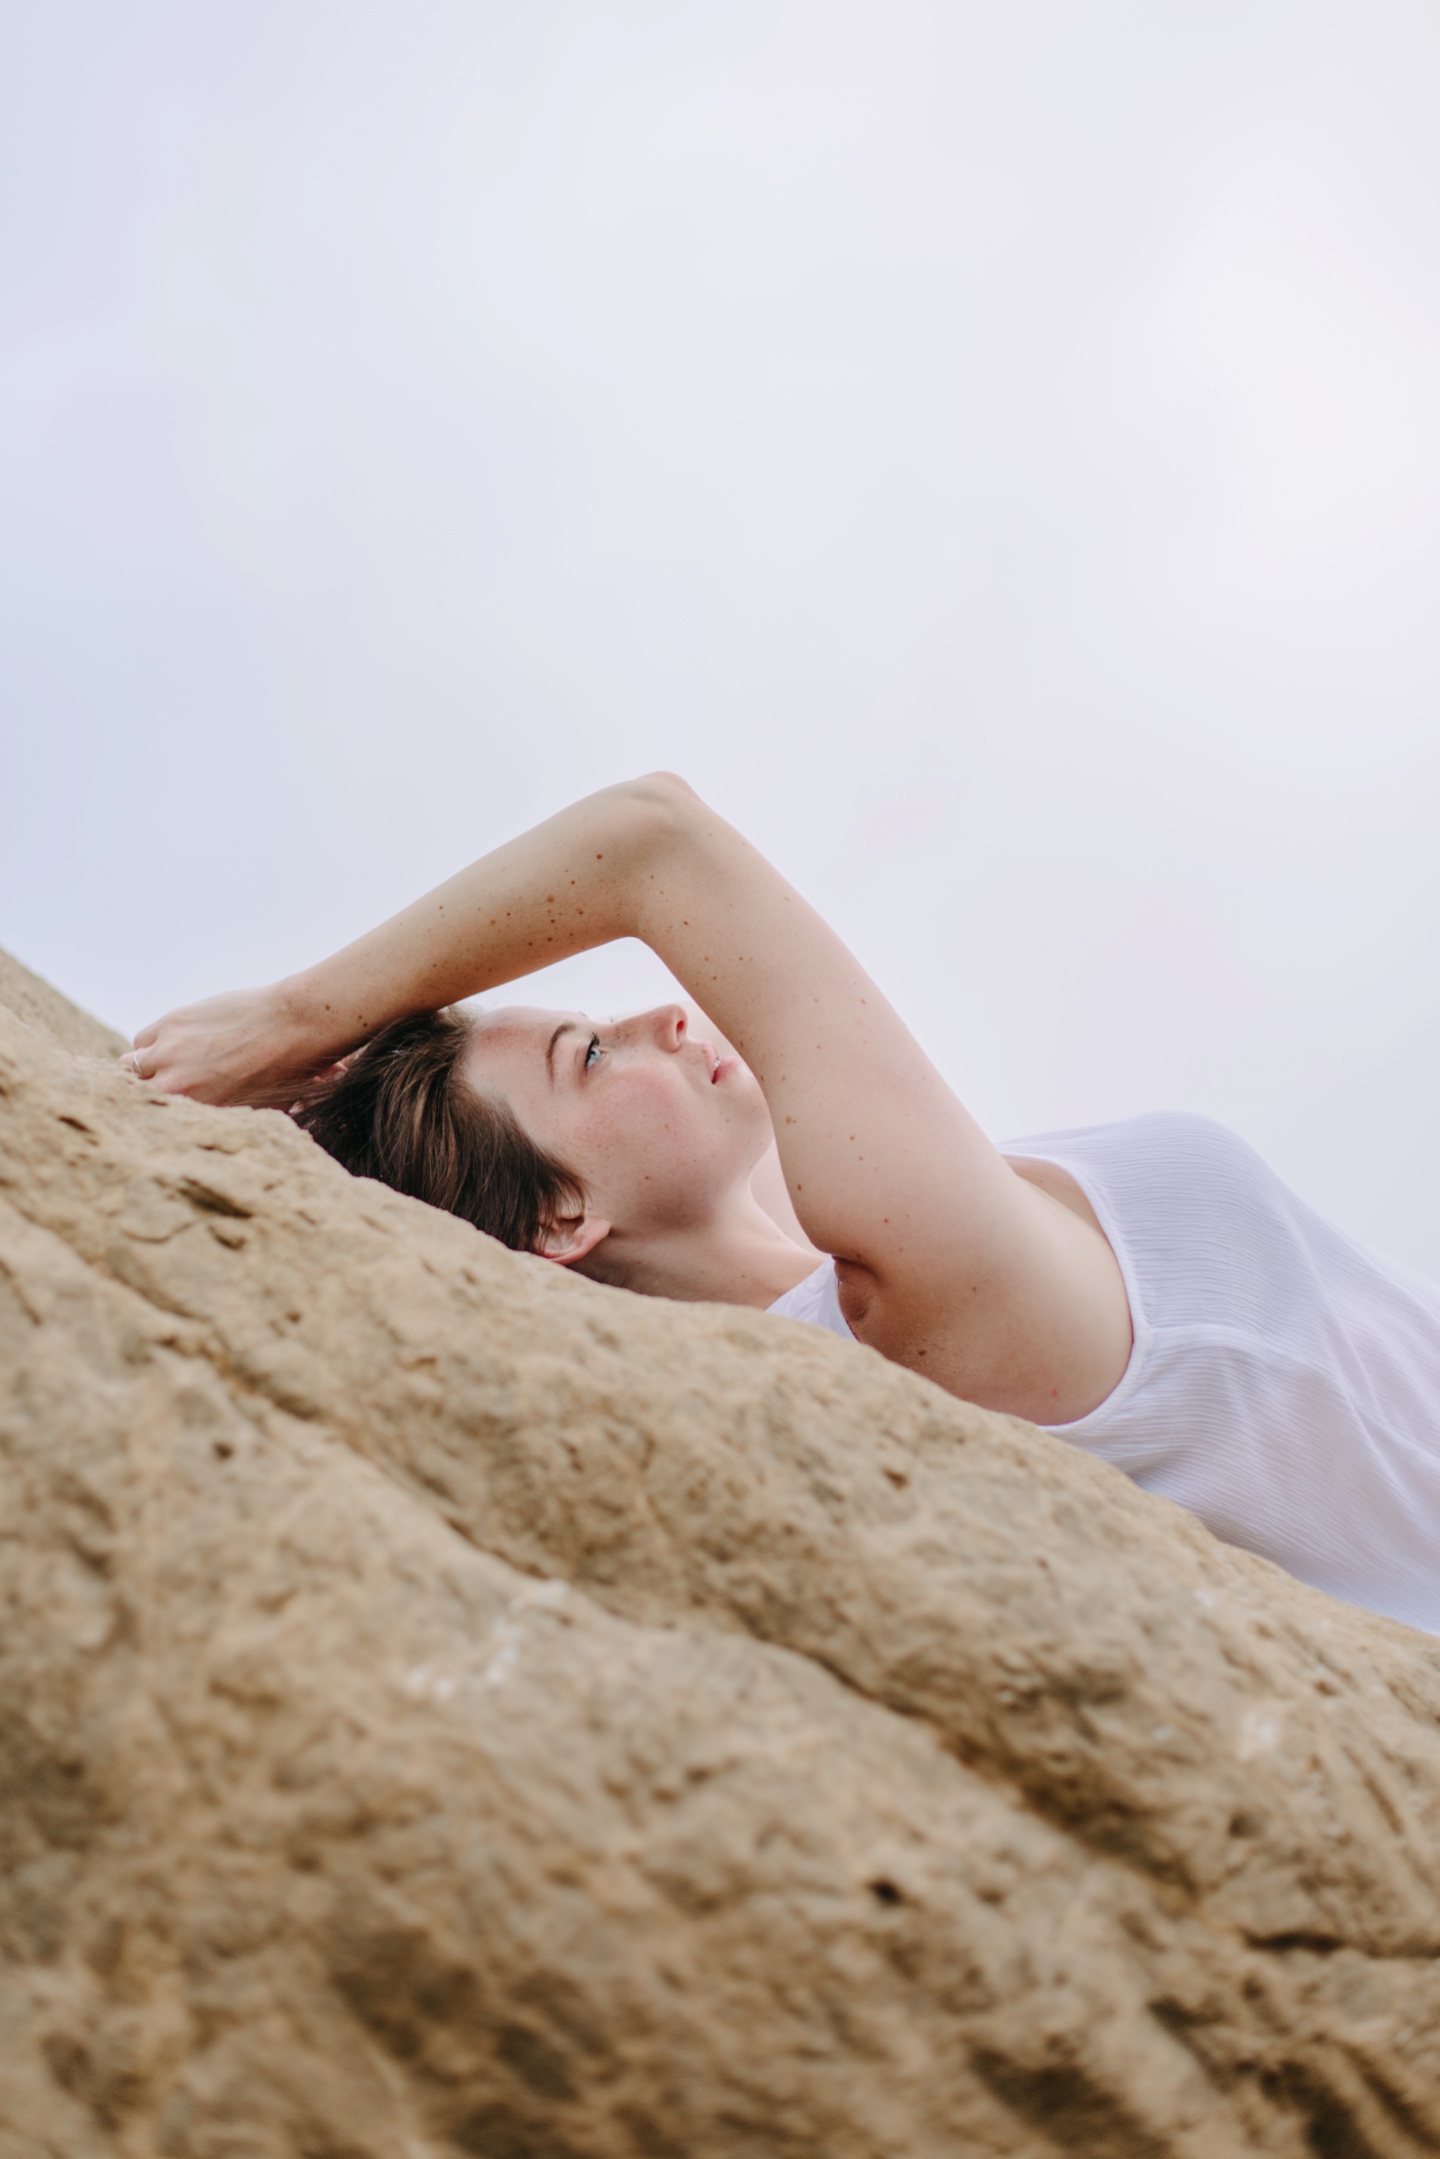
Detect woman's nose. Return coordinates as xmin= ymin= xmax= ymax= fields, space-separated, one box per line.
xmin=638 ymin=1004 xmax=688 ymax=1051
xmin=611 ymin=1004 xmax=688 ymax=1052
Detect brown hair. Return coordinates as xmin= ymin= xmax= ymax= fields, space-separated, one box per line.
xmin=293 ymin=1008 xmax=586 ymax=1253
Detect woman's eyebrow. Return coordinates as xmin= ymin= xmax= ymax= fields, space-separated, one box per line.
xmin=545 ymin=1022 xmax=576 ymax=1082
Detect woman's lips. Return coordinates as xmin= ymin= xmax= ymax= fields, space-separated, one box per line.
xmin=711 ymin=1053 xmax=741 ymax=1084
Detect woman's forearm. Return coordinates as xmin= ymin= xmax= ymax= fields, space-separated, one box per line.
xmin=129 ymin=777 xmax=691 ymax=1103
xmin=280 ymin=778 xmax=681 ymax=1054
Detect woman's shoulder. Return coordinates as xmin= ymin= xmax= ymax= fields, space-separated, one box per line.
xmin=1002 ymin=1109 xmax=1250 ymax=1164
xmin=1001 ymin=1110 xmax=1272 ymax=1209
xmin=1000 ymin=1112 xmax=1290 ymax=1289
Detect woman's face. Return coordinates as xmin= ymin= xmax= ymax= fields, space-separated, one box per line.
xmin=461 ymin=1002 xmax=773 ymax=1236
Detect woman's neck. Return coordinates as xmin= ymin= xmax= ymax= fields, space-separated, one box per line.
xmin=583 ymin=1193 xmax=821 ymax=1309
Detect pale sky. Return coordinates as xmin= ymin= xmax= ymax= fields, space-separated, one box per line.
xmin=3 ymin=2 xmax=1439 ymax=1269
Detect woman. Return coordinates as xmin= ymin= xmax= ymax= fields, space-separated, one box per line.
xmin=125 ymin=775 xmax=1440 ymax=1634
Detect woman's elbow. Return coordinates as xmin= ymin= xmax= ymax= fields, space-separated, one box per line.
xmin=627 ymin=771 xmax=701 ymax=810
xmin=611 ymin=772 xmax=707 ymax=857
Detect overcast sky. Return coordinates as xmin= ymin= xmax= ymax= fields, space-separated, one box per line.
xmin=3 ymin=1 xmax=1439 ymax=1269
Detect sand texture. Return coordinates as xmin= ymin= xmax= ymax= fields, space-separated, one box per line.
xmin=1 ymin=948 xmax=1439 ymax=2156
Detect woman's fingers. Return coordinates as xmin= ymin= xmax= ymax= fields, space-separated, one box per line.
xmin=107 ymin=986 xmax=314 ymax=1105
xmin=120 ymin=1019 xmax=163 ymax=1079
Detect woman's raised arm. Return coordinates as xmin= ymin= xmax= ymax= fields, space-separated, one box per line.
xmin=132 ymin=775 xmax=1129 ymax=1413
xmin=127 ymin=778 xmax=687 ymax=1104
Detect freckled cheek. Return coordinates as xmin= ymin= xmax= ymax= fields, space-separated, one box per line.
xmin=580 ymin=1077 xmax=702 ymax=1166
xmin=577 ymin=1079 xmax=674 ymax=1142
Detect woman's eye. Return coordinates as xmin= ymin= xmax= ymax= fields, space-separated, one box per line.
xmin=584 ymin=1034 xmax=603 ymax=1069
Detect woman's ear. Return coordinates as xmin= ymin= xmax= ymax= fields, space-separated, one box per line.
xmin=534 ymin=1210 xmax=612 ymax=1268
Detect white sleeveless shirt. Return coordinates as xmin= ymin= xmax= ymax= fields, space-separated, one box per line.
xmin=766 ymin=1113 xmax=1440 ymax=1634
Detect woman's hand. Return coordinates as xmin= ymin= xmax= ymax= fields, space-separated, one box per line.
xmin=121 ymin=984 xmax=342 ymax=1107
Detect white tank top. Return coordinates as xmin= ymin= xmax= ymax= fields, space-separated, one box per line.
xmin=766 ymin=1113 xmax=1440 ymax=1634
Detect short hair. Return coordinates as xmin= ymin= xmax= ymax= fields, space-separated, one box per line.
xmin=293 ymin=1008 xmax=586 ymax=1253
